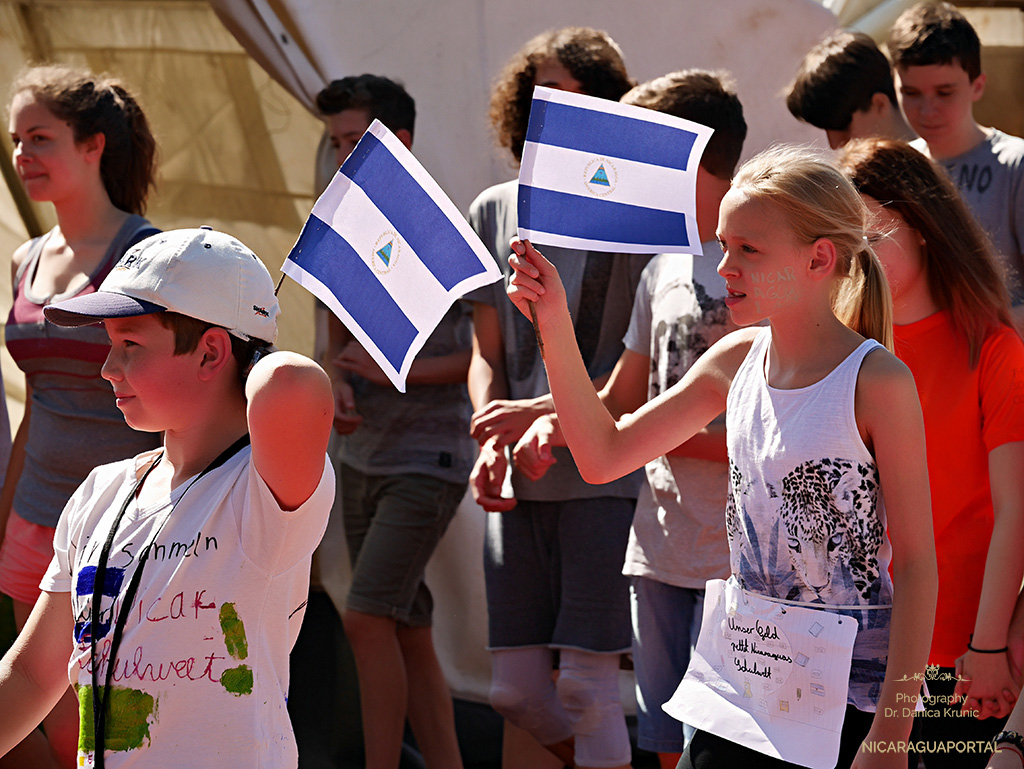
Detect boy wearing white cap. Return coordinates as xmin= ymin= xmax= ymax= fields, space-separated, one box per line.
xmin=0 ymin=227 xmax=335 ymax=769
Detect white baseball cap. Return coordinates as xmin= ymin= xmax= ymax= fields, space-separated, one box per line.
xmin=44 ymin=227 xmax=280 ymax=343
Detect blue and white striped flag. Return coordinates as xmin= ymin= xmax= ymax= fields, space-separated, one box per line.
xmin=518 ymin=86 xmax=714 ymax=255
xmin=283 ymin=120 xmax=501 ymax=392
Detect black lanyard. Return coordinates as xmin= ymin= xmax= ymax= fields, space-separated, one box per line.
xmin=88 ymin=433 xmax=250 ymax=768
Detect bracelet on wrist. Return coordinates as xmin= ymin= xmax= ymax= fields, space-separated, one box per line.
xmin=968 ymin=634 xmax=1009 ymax=654
xmin=994 ymin=730 xmax=1024 ymax=764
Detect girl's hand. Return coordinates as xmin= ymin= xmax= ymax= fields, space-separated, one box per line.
xmin=506 ymin=239 xmax=567 ymax=327
xmin=955 ymin=650 xmax=1020 ymax=719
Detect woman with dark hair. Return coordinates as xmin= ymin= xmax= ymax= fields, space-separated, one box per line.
xmin=840 ymin=137 xmax=1024 ymax=769
xmin=1 ymin=64 xmax=162 ymax=768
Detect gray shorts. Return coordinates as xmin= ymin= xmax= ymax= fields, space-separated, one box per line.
xmin=484 ymin=496 xmax=634 ymax=652
xmin=341 ymin=464 xmax=465 ymax=627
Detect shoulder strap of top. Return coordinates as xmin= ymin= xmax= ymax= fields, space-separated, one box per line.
xmin=849 ymin=338 xmax=884 ymax=368
xmin=96 ymin=216 xmax=160 ymax=284
xmin=13 ymin=231 xmax=52 ymax=291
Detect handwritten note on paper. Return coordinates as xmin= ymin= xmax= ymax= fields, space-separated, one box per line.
xmin=664 ymin=577 xmax=859 ymax=769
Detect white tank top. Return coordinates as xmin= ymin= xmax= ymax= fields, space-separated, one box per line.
xmin=725 ymin=328 xmax=893 ymax=711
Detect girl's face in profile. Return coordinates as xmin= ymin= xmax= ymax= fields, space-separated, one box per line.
xmin=861 ymin=195 xmax=928 ymax=319
xmin=9 ymin=91 xmax=96 ymax=203
xmin=716 ymin=189 xmax=810 ymax=326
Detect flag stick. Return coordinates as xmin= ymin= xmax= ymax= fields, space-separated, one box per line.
xmin=529 ymin=300 xmax=544 ymax=359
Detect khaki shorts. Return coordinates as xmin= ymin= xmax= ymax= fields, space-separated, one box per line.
xmin=341 ymin=463 xmax=465 ymax=627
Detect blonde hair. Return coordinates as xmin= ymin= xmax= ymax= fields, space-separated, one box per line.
xmin=731 ymin=145 xmax=894 ymax=350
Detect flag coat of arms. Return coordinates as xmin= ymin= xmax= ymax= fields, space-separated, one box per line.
xmin=283 ymin=120 xmax=501 ymax=392
xmin=518 ymin=86 xmax=715 ymax=255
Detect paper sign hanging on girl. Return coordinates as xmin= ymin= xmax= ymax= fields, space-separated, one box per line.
xmin=664 ymin=577 xmax=859 ymax=769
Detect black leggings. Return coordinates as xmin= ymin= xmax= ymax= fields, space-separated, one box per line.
xmin=908 ymin=667 xmax=1006 ymax=769
xmin=677 ymin=705 xmax=875 ymax=769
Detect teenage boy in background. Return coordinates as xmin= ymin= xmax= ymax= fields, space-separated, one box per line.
xmin=889 ymin=1 xmax=1024 ymax=312
xmin=785 ymin=29 xmax=915 ymax=149
xmin=317 ymin=74 xmax=473 ymax=769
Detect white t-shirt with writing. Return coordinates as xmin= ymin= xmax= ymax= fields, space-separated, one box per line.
xmin=41 ymin=447 xmax=334 ymax=768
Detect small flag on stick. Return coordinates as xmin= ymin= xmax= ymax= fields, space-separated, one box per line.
xmin=518 ymin=86 xmax=714 ymax=255
xmin=283 ymin=120 xmax=501 ymax=392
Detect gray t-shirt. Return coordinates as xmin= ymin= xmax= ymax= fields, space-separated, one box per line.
xmin=336 ymin=301 xmax=475 ymax=485
xmin=467 ymin=180 xmax=648 ymax=501
xmin=622 ymin=246 xmax=733 ymax=588
xmin=914 ymin=129 xmax=1024 ymax=304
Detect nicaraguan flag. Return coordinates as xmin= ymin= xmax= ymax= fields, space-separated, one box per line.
xmin=283 ymin=120 xmax=501 ymax=392
xmin=518 ymin=86 xmax=714 ymax=254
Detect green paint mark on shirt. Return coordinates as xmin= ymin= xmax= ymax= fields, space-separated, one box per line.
xmin=221 ymin=664 xmax=254 ymax=696
xmin=77 ymin=685 xmax=155 ymax=752
xmin=219 ymin=602 xmax=248 ymax=660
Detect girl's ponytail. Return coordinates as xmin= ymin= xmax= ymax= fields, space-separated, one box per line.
xmin=732 ymin=145 xmax=892 ymax=348
xmin=835 ymin=241 xmax=894 ymax=351
xmin=102 ymin=82 xmax=156 ymax=215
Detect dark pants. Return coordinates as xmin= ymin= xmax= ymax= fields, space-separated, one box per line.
xmin=678 ymin=705 xmax=875 ymax=769
xmin=909 ymin=667 xmax=1006 ymax=769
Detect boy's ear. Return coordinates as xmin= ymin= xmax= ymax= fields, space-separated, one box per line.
xmin=195 ymin=327 xmax=235 ymax=380
xmin=394 ymin=128 xmax=413 ymax=151
xmin=808 ymin=238 xmax=837 ymax=279
xmin=969 ymin=72 xmax=987 ymax=102
xmin=870 ymin=92 xmax=891 ymax=117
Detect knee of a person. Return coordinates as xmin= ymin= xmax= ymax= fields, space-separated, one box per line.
xmin=555 ymin=667 xmax=597 ymax=716
xmin=556 ymin=661 xmax=622 ymax=734
xmin=341 ymin=608 xmax=393 ymax=642
xmin=488 ymin=676 xmax=525 ymax=719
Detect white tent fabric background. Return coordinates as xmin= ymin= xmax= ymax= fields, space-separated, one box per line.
xmin=0 ymin=0 xmax=860 ymax=705
xmin=210 ymin=0 xmax=843 ymax=705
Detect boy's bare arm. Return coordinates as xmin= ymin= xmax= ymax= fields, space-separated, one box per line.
xmin=0 ymin=591 xmax=74 ymax=756
xmin=246 ymin=351 xmax=333 ymax=511
xmin=468 ymin=302 xmax=507 ymax=411
xmin=324 ymin=313 xmax=362 ymax=435
xmin=469 ymin=302 xmax=556 ymax=447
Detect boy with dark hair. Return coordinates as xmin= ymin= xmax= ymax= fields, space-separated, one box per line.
xmin=315 ymin=74 xmax=472 ymax=769
xmin=316 ymin=73 xmax=416 ymax=168
xmin=889 ymin=1 xmax=1024 ymax=309
xmin=0 ymin=227 xmax=335 ymax=768
xmin=785 ymin=29 xmax=915 ymax=149
xmin=514 ymin=69 xmax=746 ymax=769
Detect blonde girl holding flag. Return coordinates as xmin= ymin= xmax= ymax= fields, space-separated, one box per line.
xmin=506 ymin=146 xmax=937 ymax=769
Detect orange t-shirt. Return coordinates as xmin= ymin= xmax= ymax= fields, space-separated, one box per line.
xmin=894 ymin=311 xmax=1024 ymax=666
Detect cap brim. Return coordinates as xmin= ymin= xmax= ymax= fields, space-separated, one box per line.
xmin=43 ymin=291 xmax=167 ymax=328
